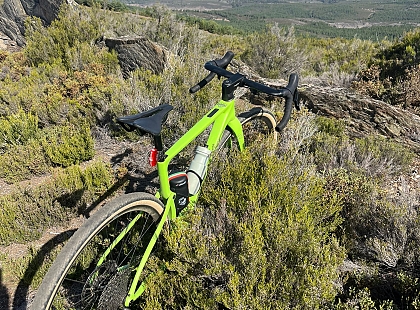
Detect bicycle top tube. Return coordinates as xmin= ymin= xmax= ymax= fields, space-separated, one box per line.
xmin=190 ymin=51 xmax=299 ymax=132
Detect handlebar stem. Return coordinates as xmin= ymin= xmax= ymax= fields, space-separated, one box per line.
xmin=222 ymin=73 xmax=246 ymax=101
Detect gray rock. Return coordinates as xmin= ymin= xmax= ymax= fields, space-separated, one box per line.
xmin=103 ymin=36 xmax=167 ymax=79
xmin=237 ymin=63 xmax=420 ymax=154
xmin=0 ymin=0 xmax=73 ymax=50
xmin=299 ymin=84 xmax=420 ymax=153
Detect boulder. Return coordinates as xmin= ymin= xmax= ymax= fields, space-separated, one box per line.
xmin=233 ymin=61 xmax=420 ymax=153
xmin=299 ymin=84 xmax=420 ymax=153
xmin=0 ymin=0 xmax=73 ymax=50
xmin=103 ymin=36 xmax=167 ymax=79
xmin=0 ymin=0 xmax=27 ymax=48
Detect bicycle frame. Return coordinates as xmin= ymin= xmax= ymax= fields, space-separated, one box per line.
xmin=123 ymin=97 xmax=245 ymax=306
xmin=31 ymin=52 xmax=299 ymax=310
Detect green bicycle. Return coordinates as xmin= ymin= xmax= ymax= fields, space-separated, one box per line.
xmin=31 ymin=51 xmax=299 ymax=310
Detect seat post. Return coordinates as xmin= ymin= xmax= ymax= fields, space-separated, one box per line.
xmin=153 ymin=135 xmax=163 ymax=151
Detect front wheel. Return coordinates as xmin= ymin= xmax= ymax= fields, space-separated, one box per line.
xmin=31 ymin=192 xmax=164 ymax=310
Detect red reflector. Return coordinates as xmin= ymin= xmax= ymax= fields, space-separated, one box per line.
xmin=149 ymin=148 xmax=158 ymax=167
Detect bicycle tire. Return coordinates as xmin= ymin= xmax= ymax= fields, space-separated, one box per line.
xmin=219 ymin=107 xmax=277 ymax=150
xmin=32 ymin=192 xmax=164 ymax=310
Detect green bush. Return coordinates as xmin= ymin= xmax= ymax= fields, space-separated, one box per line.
xmin=0 ymin=161 xmax=114 ymax=246
xmin=354 ymin=135 xmax=414 ymax=175
xmin=24 ymin=5 xmax=109 ymax=71
xmin=303 ymin=115 xmax=418 ymax=307
xmin=325 ymin=166 xmax=420 ymax=307
xmin=42 ymin=123 xmax=95 ymax=167
xmin=309 ymin=116 xmax=414 ymax=178
xmin=140 ymin=140 xmax=345 ymax=309
xmin=0 ymin=139 xmax=50 ymax=183
xmin=0 ymin=109 xmax=39 ymax=151
xmin=336 ymin=269 xmax=420 ymax=309
xmin=241 ymin=24 xmax=305 ymax=79
xmin=335 ymin=287 xmax=395 ymax=310
xmin=300 ymin=36 xmax=377 ymax=85
xmin=353 ymin=28 xmax=420 ymax=107
xmin=315 ymin=116 xmax=346 ymax=138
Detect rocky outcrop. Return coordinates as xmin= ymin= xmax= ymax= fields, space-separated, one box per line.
xmin=103 ymin=36 xmax=167 ymax=79
xmin=240 ymin=70 xmax=420 ymax=153
xmin=0 ymin=0 xmax=72 ymax=50
xmin=0 ymin=0 xmax=27 ymax=49
xmin=23 ymin=0 xmax=65 ymax=25
xmin=299 ymin=84 xmax=420 ymax=153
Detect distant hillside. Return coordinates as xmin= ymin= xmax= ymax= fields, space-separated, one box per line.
xmin=126 ymin=0 xmax=420 ymax=40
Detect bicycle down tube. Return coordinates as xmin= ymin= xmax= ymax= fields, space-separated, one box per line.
xmin=158 ymin=98 xmax=243 ymax=205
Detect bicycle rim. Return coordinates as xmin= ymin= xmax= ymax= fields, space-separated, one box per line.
xmin=32 ymin=192 xmax=164 ymax=310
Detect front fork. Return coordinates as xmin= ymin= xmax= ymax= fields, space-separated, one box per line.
xmin=123 ymin=193 xmax=175 ymax=307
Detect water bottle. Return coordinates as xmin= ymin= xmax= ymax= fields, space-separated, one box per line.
xmin=187 ymin=146 xmax=211 ymax=196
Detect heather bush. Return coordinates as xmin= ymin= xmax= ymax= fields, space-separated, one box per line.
xmin=42 ymin=123 xmax=95 ymax=167
xmin=354 ymin=135 xmax=414 ymax=176
xmin=300 ymin=37 xmax=377 ymax=86
xmin=304 ymin=115 xmax=419 ymax=307
xmin=335 ymin=287 xmax=395 ymax=310
xmin=309 ymin=117 xmax=414 ymax=178
xmin=0 ymin=139 xmax=50 ymax=183
xmin=0 ymin=161 xmax=114 ymax=246
xmin=241 ymin=24 xmax=306 ymax=79
xmin=323 ymin=169 xmax=414 ymax=265
xmin=353 ymin=28 xmax=420 ymax=108
xmin=139 ymin=139 xmax=344 ymax=309
xmin=0 ymin=109 xmax=39 ymax=151
xmin=402 ymin=64 xmax=420 ymax=110
xmin=24 ymin=5 xmax=113 ymax=71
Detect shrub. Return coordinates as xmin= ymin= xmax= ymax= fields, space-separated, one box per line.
xmin=353 ymin=29 xmax=420 ymax=108
xmin=42 ymin=123 xmax=95 ymax=167
xmin=352 ymin=64 xmax=393 ymax=101
xmin=337 ymin=269 xmax=420 ymax=309
xmin=140 ymin=140 xmax=345 ymax=309
xmin=24 ymin=5 xmax=106 ymax=71
xmin=241 ymin=24 xmax=306 ymax=79
xmin=315 ymin=116 xmax=346 ymax=138
xmin=335 ymin=287 xmax=395 ymax=310
xmin=402 ymin=64 xmax=420 ymax=109
xmin=326 ymin=166 xmax=420 ymax=307
xmin=354 ymin=135 xmax=414 ymax=175
xmin=309 ymin=116 xmax=414 ymax=178
xmin=300 ymin=37 xmax=377 ymax=86
xmin=0 ymin=139 xmax=50 ymax=183
xmin=0 ymin=109 xmax=40 ymax=152
xmin=0 ymin=161 xmax=114 ymax=246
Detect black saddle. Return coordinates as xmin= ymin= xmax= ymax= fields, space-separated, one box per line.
xmin=117 ymin=104 xmax=173 ymax=150
xmin=117 ymin=104 xmax=173 ymax=136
